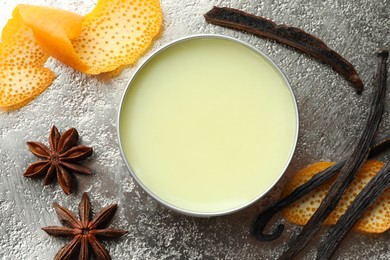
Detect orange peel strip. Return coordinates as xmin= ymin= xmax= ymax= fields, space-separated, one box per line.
xmin=16 ymin=4 xmax=88 ymax=73
xmin=1 ymin=7 xmax=49 ymax=67
xmin=0 ymin=7 xmax=54 ymax=110
xmin=0 ymin=66 xmax=55 ymax=110
xmin=282 ymin=160 xmax=390 ymax=233
xmin=72 ymin=0 xmax=163 ymax=74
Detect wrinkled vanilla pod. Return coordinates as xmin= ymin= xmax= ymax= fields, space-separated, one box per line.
xmin=279 ymin=49 xmax=388 ymax=260
xmin=316 ymin=162 xmax=390 ymax=260
xmin=252 ymin=163 xmax=342 ymax=241
xmin=367 ymin=134 xmax=390 ymax=157
xmin=204 ymin=6 xmax=364 ymax=93
xmin=315 ymin=49 xmax=389 ymax=259
xmin=252 ymin=134 xmax=390 ymax=241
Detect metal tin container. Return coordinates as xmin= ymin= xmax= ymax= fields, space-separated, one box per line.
xmin=118 ymin=34 xmax=299 ymax=217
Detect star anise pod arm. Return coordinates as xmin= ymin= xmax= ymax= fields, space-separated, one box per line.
xmin=54 ymin=235 xmax=82 ymax=260
xmin=42 ymin=226 xmax=81 ymax=237
xmin=60 ymin=145 xmax=93 ymax=162
xmin=79 ymin=192 xmax=91 ymax=227
xmin=89 ymin=235 xmax=111 ymax=260
xmin=27 ymin=142 xmax=51 ymax=158
xmin=43 ymin=165 xmax=56 ymax=185
xmin=80 ymin=235 xmax=89 ymax=260
xmin=88 ymin=204 xmax=118 ymax=230
xmin=91 ymin=228 xmax=128 ymax=238
xmin=53 ymin=202 xmax=82 ymax=229
xmin=50 ymin=125 xmax=61 ymax=152
xmin=57 ymin=128 xmax=79 ymax=154
xmin=56 ymin=167 xmax=74 ymax=195
xmin=24 ymin=161 xmax=50 ymax=178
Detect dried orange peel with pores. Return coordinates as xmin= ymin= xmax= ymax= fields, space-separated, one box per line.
xmin=16 ymin=4 xmax=88 ymax=73
xmin=282 ymin=160 xmax=390 ymax=233
xmin=73 ymin=0 xmax=163 ymax=74
xmin=0 ymin=7 xmax=55 ymax=110
xmin=0 ymin=0 xmax=163 ymax=110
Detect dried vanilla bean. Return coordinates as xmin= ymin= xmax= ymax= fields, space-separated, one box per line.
xmin=367 ymin=134 xmax=390 ymax=157
xmin=204 ymin=6 xmax=364 ymax=93
xmin=252 ymin=162 xmax=342 ymax=241
xmin=316 ymin=162 xmax=390 ymax=260
xmin=252 ymin=134 xmax=390 ymax=241
xmin=279 ymin=49 xmax=388 ymax=259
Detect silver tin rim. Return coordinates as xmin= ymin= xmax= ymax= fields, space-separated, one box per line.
xmin=117 ymin=34 xmax=299 ymax=217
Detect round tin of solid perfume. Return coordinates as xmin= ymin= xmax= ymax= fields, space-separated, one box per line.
xmin=118 ymin=35 xmax=299 ymax=217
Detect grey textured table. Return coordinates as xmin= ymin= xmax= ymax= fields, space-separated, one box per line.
xmin=0 ymin=0 xmax=389 ymax=259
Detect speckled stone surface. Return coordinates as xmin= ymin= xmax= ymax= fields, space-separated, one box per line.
xmin=0 ymin=0 xmax=389 ymax=259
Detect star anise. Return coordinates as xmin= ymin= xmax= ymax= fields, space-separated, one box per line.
xmin=42 ymin=192 xmax=127 ymax=260
xmin=24 ymin=125 xmax=93 ymax=195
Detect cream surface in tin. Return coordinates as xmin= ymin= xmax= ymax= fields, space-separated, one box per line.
xmin=118 ymin=35 xmax=298 ymax=216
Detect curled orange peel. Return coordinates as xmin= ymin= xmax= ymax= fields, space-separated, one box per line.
xmin=73 ymin=0 xmax=163 ymax=74
xmin=282 ymin=160 xmax=390 ymax=234
xmin=0 ymin=0 xmax=163 ymax=110
xmin=16 ymin=4 xmax=88 ymax=73
xmin=0 ymin=7 xmax=54 ymax=110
